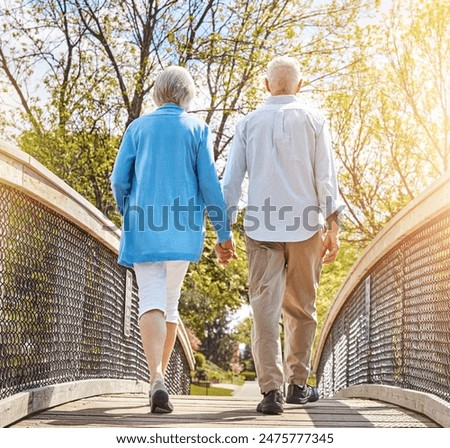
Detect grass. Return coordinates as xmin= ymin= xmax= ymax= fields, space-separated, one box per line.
xmin=190 ymin=383 xmax=234 ymax=396
xmin=202 ymin=360 xmax=245 ymax=386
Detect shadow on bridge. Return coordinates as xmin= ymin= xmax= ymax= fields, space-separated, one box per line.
xmin=8 ymin=392 xmax=439 ymax=428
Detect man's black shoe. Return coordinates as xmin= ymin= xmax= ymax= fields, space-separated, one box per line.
xmin=286 ymin=384 xmax=319 ymax=405
xmin=256 ymin=389 xmax=284 ymax=415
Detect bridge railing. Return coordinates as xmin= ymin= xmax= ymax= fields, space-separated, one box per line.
xmin=0 ymin=143 xmax=195 ymax=426
xmin=313 ymin=172 xmax=450 ymax=427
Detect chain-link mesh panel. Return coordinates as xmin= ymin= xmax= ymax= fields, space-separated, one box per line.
xmin=369 ymin=246 xmax=405 ymax=387
xmin=316 ymin=334 xmax=334 ymax=398
xmin=331 ymin=312 xmax=348 ymax=392
xmin=317 ymin=209 xmax=450 ymax=403
xmin=317 ymin=281 xmax=368 ymax=396
xmin=0 ymin=184 xmax=191 ymax=400
xmin=400 ymin=216 xmax=450 ymax=398
xmin=345 ymin=281 xmax=369 ymax=387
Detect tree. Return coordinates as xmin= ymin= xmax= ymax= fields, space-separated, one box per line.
xmin=233 ymin=317 xmax=255 ymax=372
xmin=320 ymin=0 xmax=449 ymax=244
xmin=1 ymin=0 xmax=381 ymax=190
xmin=0 ymin=0 xmax=122 ymax=211
xmin=233 ymin=316 xmax=252 ymax=347
xmin=385 ymin=0 xmax=449 ymax=175
xmin=186 ymin=0 xmax=382 ymax=162
xmin=324 ymin=52 xmax=415 ymax=243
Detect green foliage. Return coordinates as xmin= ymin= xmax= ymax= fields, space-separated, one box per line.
xmin=233 ymin=317 xmax=252 ymax=347
xmin=204 ymin=360 xmax=228 ymax=383
xmin=194 ymin=352 xmax=206 ymax=368
xmin=192 ymin=359 xmax=244 ymax=385
xmin=241 ymin=371 xmax=256 ymax=381
xmin=18 ymin=128 xmax=120 ymax=216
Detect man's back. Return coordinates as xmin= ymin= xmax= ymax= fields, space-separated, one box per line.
xmin=223 ymin=94 xmax=339 ymax=242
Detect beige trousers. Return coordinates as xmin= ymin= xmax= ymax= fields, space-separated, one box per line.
xmin=246 ymin=231 xmax=323 ymax=393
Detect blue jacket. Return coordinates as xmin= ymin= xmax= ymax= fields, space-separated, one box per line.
xmin=110 ymin=104 xmax=232 ymax=267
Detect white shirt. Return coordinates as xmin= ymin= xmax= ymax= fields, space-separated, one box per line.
xmin=222 ymin=94 xmax=343 ymax=242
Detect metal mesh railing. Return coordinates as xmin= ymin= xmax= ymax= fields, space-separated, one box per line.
xmin=0 ymin=183 xmax=191 ymax=399
xmin=316 ymin=208 xmax=450 ymax=402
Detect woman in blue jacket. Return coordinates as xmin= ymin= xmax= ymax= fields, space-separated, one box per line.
xmin=111 ymin=66 xmax=235 ymax=413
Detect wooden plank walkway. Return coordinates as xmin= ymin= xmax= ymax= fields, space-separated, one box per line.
xmin=10 ymin=391 xmax=439 ymax=428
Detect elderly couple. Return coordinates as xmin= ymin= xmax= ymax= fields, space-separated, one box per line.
xmin=111 ymin=56 xmax=342 ymax=415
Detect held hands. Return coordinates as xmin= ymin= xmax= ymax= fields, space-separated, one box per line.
xmin=215 ymin=238 xmax=238 ymax=265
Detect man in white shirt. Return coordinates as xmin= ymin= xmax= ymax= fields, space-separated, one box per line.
xmin=221 ymin=56 xmax=343 ymax=415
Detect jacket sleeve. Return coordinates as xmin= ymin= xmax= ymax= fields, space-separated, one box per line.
xmin=110 ymin=124 xmax=137 ymax=216
xmin=196 ymin=125 xmax=232 ymax=243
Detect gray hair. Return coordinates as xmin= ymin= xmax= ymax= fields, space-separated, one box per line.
xmin=153 ymin=66 xmax=196 ymax=110
xmin=266 ymin=56 xmax=301 ymax=95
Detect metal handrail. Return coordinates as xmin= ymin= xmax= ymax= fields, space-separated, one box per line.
xmin=0 ymin=142 xmax=195 ymax=407
xmin=313 ymin=172 xmax=450 ymax=426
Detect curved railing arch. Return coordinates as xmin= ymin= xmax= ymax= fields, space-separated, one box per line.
xmin=313 ymin=171 xmax=450 ymax=427
xmin=0 ymin=142 xmax=194 ymax=427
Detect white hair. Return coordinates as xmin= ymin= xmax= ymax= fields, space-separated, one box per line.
xmin=266 ymin=56 xmax=302 ymax=95
xmin=153 ymin=66 xmax=196 ymax=110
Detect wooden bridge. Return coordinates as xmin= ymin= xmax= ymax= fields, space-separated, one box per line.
xmin=1 ymin=143 xmax=449 ymax=431
xmin=6 ymin=384 xmax=440 ymax=429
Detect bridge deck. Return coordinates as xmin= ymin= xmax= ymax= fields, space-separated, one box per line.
xmin=10 ymin=393 xmax=439 ymax=428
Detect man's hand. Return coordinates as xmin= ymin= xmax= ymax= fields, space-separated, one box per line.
xmin=321 ymin=218 xmax=340 ymax=265
xmin=215 ymin=238 xmax=238 ymax=265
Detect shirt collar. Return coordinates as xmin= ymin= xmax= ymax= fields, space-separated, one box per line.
xmin=155 ymin=103 xmax=184 ymax=112
xmin=265 ymin=95 xmax=298 ymax=105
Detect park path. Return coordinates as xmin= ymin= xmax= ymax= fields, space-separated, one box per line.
xmin=230 ymin=380 xmax=260 ymax=398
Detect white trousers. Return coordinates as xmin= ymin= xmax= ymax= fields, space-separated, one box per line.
xmin=133 ymin=261 xmax=190 ymax=322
